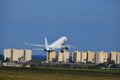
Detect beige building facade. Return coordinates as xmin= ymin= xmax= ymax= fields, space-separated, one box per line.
xmin=4 ymin=49 xmax=32 ymax=62
xmin=46 ymin=51 xmax=56 ymax=62
xmin=87 ymin=51 xmax=95 ymax=63
xmin=72 ymin=51 xmax=87 ymax=63
xmin=95 ymin=51 xmax=108 ymax=64
xmin=72 ymin=51 xmax=81 ymax=63
xmin=110 ymin=51 xmax=120 ymax=64
xmin=58 ymin=51 xmax=69 ymax=63
xmin=81 ymin=52 xmax=87 ymax=63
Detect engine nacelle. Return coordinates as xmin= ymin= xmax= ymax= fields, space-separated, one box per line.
xmin=65 ymin=47 xmax=68 ymax=50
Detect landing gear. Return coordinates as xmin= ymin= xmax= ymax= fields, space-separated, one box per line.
xmin=60 ymin=48 xmax=64 ymax=53
xmin=60 ymin=50 xmax=64 ymax=53
xmin=60 ymin=47 xmax=69 ymax=53
xmin=65 ymin=47 xmax=68 ymax=50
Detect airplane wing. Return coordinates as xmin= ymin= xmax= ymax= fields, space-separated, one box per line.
xmin=25 ymin=41 xmax=45 ymax=48
xmin=33 ymin=48 xmax=44 ymax=50
xmin=63 ymin=45 xmax=75 ymax=48
xmin=56 ymin=45 xmax=74 ymax=49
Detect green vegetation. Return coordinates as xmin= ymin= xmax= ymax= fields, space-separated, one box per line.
xmin=0 ymin=67 xmax=120 ymax=80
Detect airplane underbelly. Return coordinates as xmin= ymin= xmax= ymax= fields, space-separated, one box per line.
xmin=50 ymin=41 xmax=64 ymax=49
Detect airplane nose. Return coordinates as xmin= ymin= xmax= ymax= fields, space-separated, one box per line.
xmin=62 ymin=36 xmax=67 ymax=41
xmin=65 ymin=38 xmax=67 ymax=41
xmin=64 ymin=37 xmax=67 ymax=41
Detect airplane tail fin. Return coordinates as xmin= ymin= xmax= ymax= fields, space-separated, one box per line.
xmin=45 ymin=37 xmax=49 ymax=50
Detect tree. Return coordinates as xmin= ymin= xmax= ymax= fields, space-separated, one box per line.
xmin=52 ymin=58 xmax=57 ymax=62
xmin=18 ymin=56 xmax=24 ymax=62
xmin=5 ymin=57 xmax=10 ymax=62
xmin=111 ymin=60 xmax=115 ymax=64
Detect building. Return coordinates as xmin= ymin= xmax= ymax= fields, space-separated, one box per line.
xmin=87 ymin=51 xmax=95 ymax=63
xmin=116 ymin=53 xmax=120 ymax=64
xmin=110 ymin=51 xmax=120 ymax=64
xmin=81 ymin=51 xmax=87 ymax=63
xmin=72 ymin=51 xmax=87 ymax=63
xmin=72 ymin=51 xmax=81 ymax=63
xmin=46 ymin=51 xmax=56 ymax=62
xmin=95 ymin=51 xmax=108 ymax=64
xmin=4 ymin=49 xmax=32 ymax=62
xmin=58 ymin=51 xmax=69 ymax=63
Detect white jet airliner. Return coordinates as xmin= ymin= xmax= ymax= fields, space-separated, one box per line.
xmin=25 ymin=36 xmax=72 ymax=52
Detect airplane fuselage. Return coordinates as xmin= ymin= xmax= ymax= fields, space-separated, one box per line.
xmin=48 ymin=36 xmax=67 ymax=50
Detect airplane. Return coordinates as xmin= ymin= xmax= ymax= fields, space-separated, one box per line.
xmin=25 ymin=36 xmax=72 ymax=52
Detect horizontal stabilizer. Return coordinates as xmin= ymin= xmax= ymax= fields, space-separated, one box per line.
xmin=33 ymin=48 xmax=44 ymax=50
xmin=24 ymin=41 xmax=45 ymax=47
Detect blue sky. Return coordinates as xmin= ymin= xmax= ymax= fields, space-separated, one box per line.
xmin=0 ymin=0 xmax=120 ymax=55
